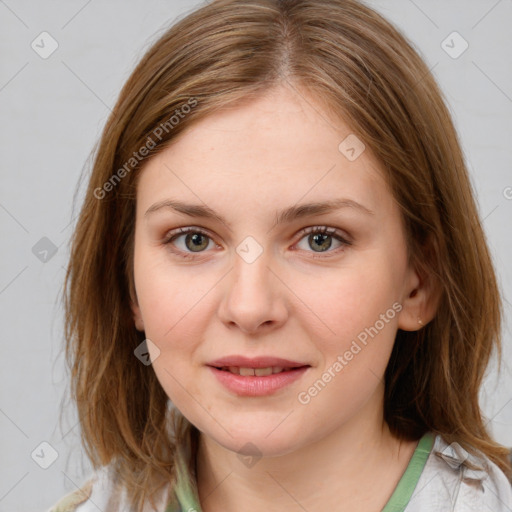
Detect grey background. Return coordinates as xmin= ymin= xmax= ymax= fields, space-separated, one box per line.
xmin=0 ymin=1 xmax=511 ymax=510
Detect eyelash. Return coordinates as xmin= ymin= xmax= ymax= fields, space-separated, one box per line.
xmin=162 ymin=226 xmax=352 ymax=260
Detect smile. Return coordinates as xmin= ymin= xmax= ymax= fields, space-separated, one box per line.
xmin=208 ymin=365 xmax=310 ymax=396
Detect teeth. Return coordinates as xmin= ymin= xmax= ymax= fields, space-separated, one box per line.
xmin=254 ymin=367 xmax=273 ymax=376
xmin=222 ymin=366 xmax=294 ymax=376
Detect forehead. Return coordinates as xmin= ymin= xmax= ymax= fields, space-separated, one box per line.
xmin=136 ymin=86 xmax=393 ymax=218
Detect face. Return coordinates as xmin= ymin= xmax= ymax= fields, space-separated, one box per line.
xmin=131 ymin=84 xmax=424 ymax=457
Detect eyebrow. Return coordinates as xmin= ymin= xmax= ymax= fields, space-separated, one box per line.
xmin=144 ymin=197 xmax=374 ymax=230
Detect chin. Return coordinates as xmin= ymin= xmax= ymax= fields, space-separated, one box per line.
xmin=202 ymin=422 xmax=310 ymax=459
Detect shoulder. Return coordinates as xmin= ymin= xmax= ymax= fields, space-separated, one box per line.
xmin=406 ymin=433 xmax=512 ymax=511
xmin=46 ymin=464 xmax=174 ymax=512
xmin=45 ymin=465 xmax=119 ymax=512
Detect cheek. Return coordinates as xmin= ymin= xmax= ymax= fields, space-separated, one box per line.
xmin=134 ymin=260 xmax=212 ymax=410
xmin=290 ymin=258 xmax=401 ymax=356
xmin=133 ymin=245 xmax=218 ymax=343
xmin=132 ymin=258 xmax=222 ymax=415
xmin=293 ymin=265 xmax=401 ymax=423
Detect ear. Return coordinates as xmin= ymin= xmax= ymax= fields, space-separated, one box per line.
xmin=131 ymin=300 xmax=145 ymax=332
xmin=130 ymin=285 xmax=145 ymax=332
xmin=397 ymin=258 xmax=441 ymax=331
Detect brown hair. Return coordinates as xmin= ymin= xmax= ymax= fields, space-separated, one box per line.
xmin=63 ymin=0 xmax=512 ymax=509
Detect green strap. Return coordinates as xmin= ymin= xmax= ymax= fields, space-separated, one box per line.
xmin=381 ymin=432 xmax=435 ymax=512
xmin=165 ymin=441 xmax=203 ymax=512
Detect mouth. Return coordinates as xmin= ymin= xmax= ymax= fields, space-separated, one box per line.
xmin=206 ymin=357 xmax=311 ymax=396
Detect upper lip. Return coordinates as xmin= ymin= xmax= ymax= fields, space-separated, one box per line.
xmin=207 ymin=356 xmax=310 ymax=369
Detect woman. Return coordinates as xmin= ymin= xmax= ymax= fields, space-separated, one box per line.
xmin=48 ymin=0 xmax=512 ymax=510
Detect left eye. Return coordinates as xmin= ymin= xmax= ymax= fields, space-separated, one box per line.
xmin=295 ymin=226 xmax=351 ymax=255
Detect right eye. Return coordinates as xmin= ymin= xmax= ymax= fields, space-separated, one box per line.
xmin=163 ymin=227 xmax=218 ymax=259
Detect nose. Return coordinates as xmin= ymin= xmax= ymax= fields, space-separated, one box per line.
xmin=217 ymin=245 xmax=288 ymax=334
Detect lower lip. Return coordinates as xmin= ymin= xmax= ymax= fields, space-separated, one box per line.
xmin=208 ymin=366 xmax=310 ymax=396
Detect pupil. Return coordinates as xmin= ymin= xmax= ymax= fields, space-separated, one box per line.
xmin=310 ymin=233 xmax=331 ymax=252
xmin=186 ymin=233 xmax=208 ymax=252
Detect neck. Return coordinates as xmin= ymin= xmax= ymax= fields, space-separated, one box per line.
xmin=195 ymin=387 xmax=418 ymax=512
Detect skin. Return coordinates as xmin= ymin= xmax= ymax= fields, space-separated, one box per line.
xmin=131 ymin=83 xmax=438 ymax=512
